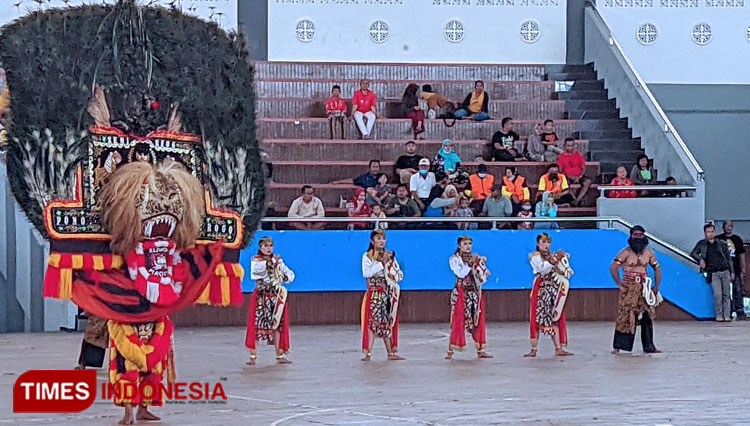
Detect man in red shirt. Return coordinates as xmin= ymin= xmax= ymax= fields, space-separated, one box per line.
xmin=326 ymin=84 xmax=348 ymax=139
xmin=557 ymin=137 xmax=592 ymax=206
xmin=351 ymin=79 xmax=377 ymax=139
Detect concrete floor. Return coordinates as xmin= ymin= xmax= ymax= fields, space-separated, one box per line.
xmin=1 ymin=322 xmax=749 ymax=426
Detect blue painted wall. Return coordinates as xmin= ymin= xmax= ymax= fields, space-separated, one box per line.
xmin=240 ymin=229 xmax=714 ymax=319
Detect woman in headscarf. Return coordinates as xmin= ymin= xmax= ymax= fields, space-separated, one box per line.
xmin=534 ymin=191 xmax=560 ymax=229
xmin=401 ymin=83 xmax=425 ymax=139
xmin=347 ymin=187 xmax=373 ymax=230
xmin=526 ymin=233 xmax=574 ymax=357
xmin=446 ymin=236 xmax=492 ymax=360
xmin=245 ymin=237 xmax=295 ymax=365
xmin=361 ymin=230 xmax=405 ymax=361
xmin=433 ymin=139 xmax=462 ymax=175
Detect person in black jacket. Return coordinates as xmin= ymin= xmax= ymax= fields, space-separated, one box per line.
xmin=691 ymin=223 xmax=735 ymax=321
xmin=400 ymin=83 xmax=425 ymax=139
xmin=454 ymin=80 xmax=490 ymax=121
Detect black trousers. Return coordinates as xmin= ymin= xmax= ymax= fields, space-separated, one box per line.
xmin=78 ymin=340 xmax=106 ymax=368
xmin=613 ymin=311 xmax=657 ymax=352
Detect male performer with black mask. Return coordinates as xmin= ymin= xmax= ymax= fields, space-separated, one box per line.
xmin=610 ymin=225 xmax=663 ymax=354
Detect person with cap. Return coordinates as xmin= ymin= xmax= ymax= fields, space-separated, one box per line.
xmin=469 ymin=163 xmax=495 ymax=214
xmin=610 ymin=225 xmax=663 ymax=354
xmin=479 ymin=183 xmax=513 ymax=228
xmin=409 ymin=158 xmax=436 ymax=211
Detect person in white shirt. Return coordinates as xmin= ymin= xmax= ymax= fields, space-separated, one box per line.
xmin=446 ymin=235 xmax=492 ymax=360
xmin=361 ymin=230 xmax=405 ymax=361
xmin=409 ymin=158 xmax=436 ymax=211
xmin=245 ymin=237 xmax=296 ymax=365
xmin=287 ymin=185 xmax=326 ymax=230
xmin=526 ymin=233 xmax=574 ymax=357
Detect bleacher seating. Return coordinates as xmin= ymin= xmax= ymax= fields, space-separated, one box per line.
xmin=256 ymin=62 xmax=644 ymax=223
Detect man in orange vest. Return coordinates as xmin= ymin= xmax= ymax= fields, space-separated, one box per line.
xmin=469 ymin=164 xmax=495 ymax=215
xmin=537 ymin=164 xmax=576 ymax=207
xmin=501 ymin=167 xmax=530 ymax=214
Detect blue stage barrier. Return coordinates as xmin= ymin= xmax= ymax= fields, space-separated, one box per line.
xmin=240 ymin=229 xmax=714 ymax=319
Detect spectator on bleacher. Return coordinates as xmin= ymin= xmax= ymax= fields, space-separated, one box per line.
xmin=501 ymin=167 xmax=530 ymax=214
xmin=426 ymin=172 xmax=463 ymax=218
xmin=538 ymin=163 xmax=575 ymax=207
xmin=394 ymin=141 xmax=424 ymax=184
xmin=366 ymin=173 xmax=394 ymax=206
xmin=346 ymin=188 xmax=372 ymax=230
xmin=631 ymin=154 xmax=656 ymax=197
xmin=351 ymin=79 xmax=377 ymax=139
xmin=433 ymin=139 xmax=462 ymax=174
xmin=718 ymin=221 xmax=746 ymax=320
xmin=410 ymin=158 xmax=436 ymax=211
xmin=490 ymin=117 xmax=521 ymax=161
xmin=558 ymin=137 xmax=592 ymax=206
xmin=287 ymin=185 xmax=326 ymax=230
xmin=480 ymin=184 xmax=513 ymax=221
xmin=326 ymin=84 xmax=348 ymax=139
xmin=453 ymin=197 xmax=476 ymax=230
xmin=534 ymin=191 xmax=560 ymax=229
xmin=659 ymin=176 xmax=685 ymax=198
xmin=371 ymin=204 xmax=388 ymax=230
xmin=608 ymin=166 xmax=637 ymax=198
xmin=455 ymin=80 xmax=490 ymax=122
xmin=691 ymin=223 xmax=734 ymax=322
xmin=400 ymin=83 xmax=426 ymax=139
xmin=350 ymin=160 xmax=381 ymax=198
xmin=260 ymin=150 xmax=274 ymax=182
xmin=469 ymin=164 xmax=494 ymax=214
xmin=517 ymin=200 xmax=535 ymax=230
xmin=540 ymin=119 xmax=563 ymax=162
xmin=526 ymin=123 xmax=545 ymax=162
xmin=420 ymin=84 xmax=454 ymax=119
xmin=385 ymin=184 xmax=422 ymax=226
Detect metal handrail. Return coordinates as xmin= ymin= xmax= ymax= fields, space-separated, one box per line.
xmin=584 ymin=3 xmax=704 ymax=181
xmin=260 ymin=215 xmax=698 ymax=264
xmin=597 ymin=184 xmax=696 ymax=197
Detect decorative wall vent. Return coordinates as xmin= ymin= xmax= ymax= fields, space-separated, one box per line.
xmin=369 ymin=20 xmax=390 ymax=44
xmin=691 ymin=22 xmax=712 ymax=45
xmin=520 ymin=20 xmax=540 ymax=43
xmin=636 ymin=23 xmax=658 ymax=45
xmin=444 ymin=19 xmax=465 ymax=43
xmin=295 ymin=19 xmax=315 ymax=43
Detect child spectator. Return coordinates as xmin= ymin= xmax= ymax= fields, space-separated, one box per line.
xmin=347 ymin=188 xmax=373 ymax=229
xmin=420 ymin=84 xmax=454 ymax=119
xmin=517 ymin=200 xmax=534 ymax=230
xmin=608 ymin=166 xmax=637 ymax=198
xmin=366 ymin=173 xmax=394 ymax=206
xmin=326 ymin=84 xmax=348 ymax=139
xmin=454 ymin=196 xmax=476 ymax=230
xmin=371 ymin=204 xmax=388 ymax=230
xmin=540 ymin=119 xmax=563 ymax=162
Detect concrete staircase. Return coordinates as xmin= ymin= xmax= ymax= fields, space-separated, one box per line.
xmin=546 ymin=64 xmax=644 ymax=180
xmin=255 ymin=61 xmax=652 ymax=223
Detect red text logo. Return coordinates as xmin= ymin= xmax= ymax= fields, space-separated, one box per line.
xmin=13 ymin=370 xmax=97 ymax=413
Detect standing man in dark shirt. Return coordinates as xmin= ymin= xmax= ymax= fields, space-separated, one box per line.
xmin=394 ymin=141 xmax=423 ymax=184
xmin=489 ymin=117 xmax=520 ymax=161
xmin=718 ymin=220 xmax=747 ymax=320
xmin=691 ymin=223 xmax=735 ymax=321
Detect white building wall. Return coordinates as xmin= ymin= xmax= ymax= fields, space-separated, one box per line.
xmin=598 ymin=1 xmax=750 ymax=84
xmin=268 ymin=0 xmax=568 ymax=64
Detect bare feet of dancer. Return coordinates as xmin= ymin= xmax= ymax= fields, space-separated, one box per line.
xmin=246 ymin=354 xmax=257 ymax=365
xmin=523 ymin=348 xmax=537 ymax=358
xmin=555 ymin=347 xmax=574 ymax=356
xmin=276 ymin=355 xmax=292 ymax=364
xmin=388 ymin=353 xmax=406 ymax=361
xmin=136 ymin=406 xmax=160 ymax=421
xmin=611 ymin=349 xmax=620 ymax=355
xmin=445 ymin=350 xmax=454 ymax=360
xmin=118 ymin=404 xmax=134 ymax=425
xmin=477 ymin=351 xmax=493 ymax=359
xmin=361 ymin=352 xmax=371 ymax=362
